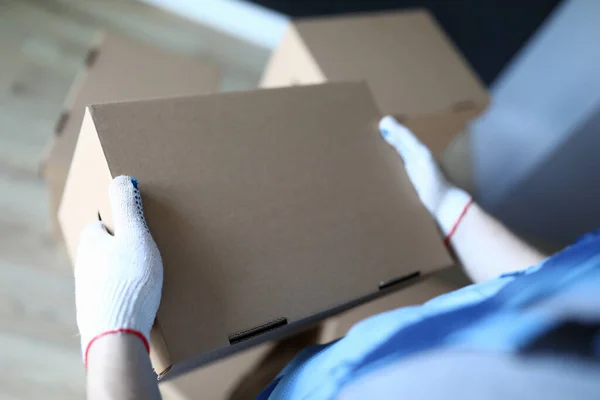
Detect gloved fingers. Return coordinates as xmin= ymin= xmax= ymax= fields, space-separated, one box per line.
xmin=79 ymin=220 xmax=111 ymax=243
xmin=76 ymin=221 xmax=112 ymax=275
xmin=379 ymin=116 xmax=429 ymax=160
xmin=109 ymin=175 xmax=151 ymax=240
xmin=379 ymin=116 xmax=412 ymax=157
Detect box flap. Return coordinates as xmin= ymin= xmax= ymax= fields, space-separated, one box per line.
xmin=293 ymin=9 xmax=489 ymax=116
xmin=76 ymin=82 xmax=451 ymax=366
xmin=45 ymin=33 xmax=221 ymax=231
xmin=58 ymin=108 xmax=113 ymax=261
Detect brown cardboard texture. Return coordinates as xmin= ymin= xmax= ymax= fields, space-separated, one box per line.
xmin=160 ymin=343 xmax=274 ymax=400
xmin=161 ymin=326 xmax=324 ymax=399
xmin=398 ymin=102 xmax=484 ymax=158
xmin=321 ymin=266 xmax=471 ymax=342
xmin=59 ymin=82 xmax=453 ymax=377
xmin=43 ymin=33 xmax=220 ymax=236
xmin=260 ymin=9 xmax=488 ymax=118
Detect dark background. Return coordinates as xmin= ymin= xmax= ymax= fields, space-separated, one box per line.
xmin=248 ymin=0 xmax=562 ymax=86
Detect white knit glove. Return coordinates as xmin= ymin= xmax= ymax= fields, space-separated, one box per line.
xmin=379 ymin=116 xmax=473 ymax=244
xmin=75 ymin=175 xmax=163 ymax=366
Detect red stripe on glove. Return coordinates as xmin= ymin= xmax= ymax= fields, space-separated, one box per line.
xmin=84 ymin=328 xmax=150 ymax=368
xmin=444 ymin=198 xmax=474 ymax=248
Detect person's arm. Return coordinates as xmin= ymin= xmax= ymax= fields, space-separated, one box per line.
xmin=87 ymin=333 xmax=160 ymax=400
xmin=75 ymin=176 xmax=163 ymax=400
xmin=451 ymin=202 xmax=546 ymax=282
xmin=379 ymin=116 xmax=546 ymax=283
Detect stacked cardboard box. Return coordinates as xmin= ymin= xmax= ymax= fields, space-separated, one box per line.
xmin=52 ymin=8 xmax=488 ymax=394
xmin=42 ymin=33 xmax=221 ymax=237
xmin=260 ymin=9 xmax=488 ymax=153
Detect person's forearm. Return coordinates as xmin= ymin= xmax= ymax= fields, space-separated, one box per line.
xmin=450 ymin=202 xmax=547 ymax=283
xmin=87 ymin=333 xmax=161 ymax=400
xmin=76 ymin=176 xmax=164 ymax=399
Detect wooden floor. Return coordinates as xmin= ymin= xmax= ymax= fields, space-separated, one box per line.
xmin=0 ymin=1 xmax=267 ymax=398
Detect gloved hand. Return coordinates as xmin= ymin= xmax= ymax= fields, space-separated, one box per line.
xmin=74 ymin=176 xmax=163 ymax=366
xmin=379 ymin=116 xmax=473 ymax=244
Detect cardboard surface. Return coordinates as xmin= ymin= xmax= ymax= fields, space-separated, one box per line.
xmin=399 ymin=103 xmax=484 ymax=158
xmin=160 ymin=343 xmax=274 ymax=400
xmin=322 ymin=267 xmax=471 ymax=341
xmin=43 ymin=33 xmax=221 ymax=235
xmin=259 ymin=25 xmax=326 ymax=87
xmin=59 ymin=109 xmax=113 ymax=260
xmin=59 ymin=82 xmax=453 ymax=376
xmin=161 ymin=326 xmax=323 ymax=400
xmin=162 ymin=271 xmax=468 ymax=399
xmin=260 ymin=9 xmax=488 ymax=117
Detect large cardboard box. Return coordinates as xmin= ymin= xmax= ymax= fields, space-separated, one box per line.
xmin=42 ymin=33 xmax=221 ymax=235
xmin=260 ymin=9 xmax=488 ymax=151
xmin=59 ymin=82 xmax=453 ymax=378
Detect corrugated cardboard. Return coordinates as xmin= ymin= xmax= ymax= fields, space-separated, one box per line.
xmin=160 ymin=342 xmax=274 ymax=400
xmin=398 ymin=102 xmax=483 ymax=158
xmin=322 ymin=266 xmax=471 ymax=341
xmin=59 ymin=82 xmax=453 ymax=378
xmin=161 ymin=326 xmax=323 ymax=400
xmin=43 ymin=33 xmax=221 ymax=236
xmin=162 ymin=273 xmax=469 ymax=399
xmin=260 ymin=9 xmax=488 ymax=151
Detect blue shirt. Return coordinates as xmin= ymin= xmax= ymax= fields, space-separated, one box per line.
xmin=258 ymin=230 xmax=600 ymax=399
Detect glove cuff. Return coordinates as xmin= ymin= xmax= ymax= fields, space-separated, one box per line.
xmin=435 ymin=187 xmax=473 ymax=240
xmin=78 ymin=278 xmax=156 ymax=365
xmin=83 ymin=328 xmax=150 ymax=368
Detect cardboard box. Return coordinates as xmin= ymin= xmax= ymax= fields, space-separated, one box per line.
xmin=160 ymin=326 xmax=323 ymax=400
xmin=162 ymin=273 xmax=469 ymax=399
xmin=161 ymin=272 xmax=468 ymax=400
xmin=322 ymin=266 xmax=471 ymax=341
xmin=42 ymin=33 xmax=221 ymax=236
xmin=260 ymin=9 xmax=488 ymax=135
xmin=159 ymin=343 xmax=274 ymax=400
xmin=59 ymin=82 xmax=453 ymax=378
xmin=399 ymin=102 xmax=482 ymax=158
